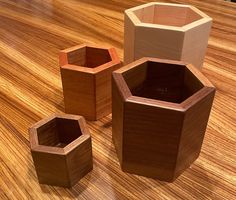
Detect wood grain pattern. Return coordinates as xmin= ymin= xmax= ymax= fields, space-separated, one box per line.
xmin=112 ymin=57 xmax=215 ymax=181
xmin=60 ymin=44 xmax=120 ymax=120
xmin=0 ymin=0 xmax=235 ymax=199
xmin=124 ymin=2 xmax=212 ymax=69
xmin=29 ymin=114 xmax=93 ymax=188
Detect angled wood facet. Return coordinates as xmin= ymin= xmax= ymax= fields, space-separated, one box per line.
xmin=60 ymin=44 xmax=121 ymax=120
xmin=112 ymin=58 xmax=215 ymax=181
xmin=29 ymin=114 xmax=93 ymax=187
xmin=124 ymin=2 xmax=212 ymax=69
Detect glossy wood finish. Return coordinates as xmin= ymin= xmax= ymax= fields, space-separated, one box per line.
xmin=60 ymin=44 xmax=120 ymax=120
xmin=0 ymin=0 xmax=235 ymax=199
xmin=112 ymin=58 xmax=215 ymax=181
xmin=30 ymin=114 xmax=93 ymax=188
xmin=124 ymin=2 xmax=212 ymax=68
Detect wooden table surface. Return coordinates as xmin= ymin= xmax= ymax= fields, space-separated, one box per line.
xmin=0 ymin=0 xmax=235 ymax=199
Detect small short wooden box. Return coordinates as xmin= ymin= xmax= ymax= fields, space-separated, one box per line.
xmin=29 ymin=114 xmax=93 ymax=187
xmin=124 ymin=2 xmax=212 ymax=69
xmin=112 ymin=58 xmax=215 ymax=181
xmin=60 ymin=44 xmax=121 ymax=120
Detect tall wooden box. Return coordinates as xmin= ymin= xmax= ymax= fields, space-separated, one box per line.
xmin=60 ymin=44 xmax=121 ymax=120
xmin=112 ymin=58 xmax=215 ymax=181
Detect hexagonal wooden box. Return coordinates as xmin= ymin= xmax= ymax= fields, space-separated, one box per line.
xmin=112 ymin=57 xmax=215 ymax=181
xmin=60 ymin=44 xmax=121 ymax=120
xmin=29 ymin=114 xmax=93 ymax=187
xmin=124 ymin=2 xmax=212 ymax=69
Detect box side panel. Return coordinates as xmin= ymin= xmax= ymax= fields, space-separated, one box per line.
xmin=181 ymin=20 xmax=212 ymax=69
xmin=134 ymin=26 xmax=184 ymax=61
xmin=122 ymin=62 xmax=147 ymax=91
xmin=61 ymin=68 xmax=96 ymax=120
xmin=124 ymin=13 xmax=135 ymax=64
xmin=175 ymin=89 xmax=215 ymax=178
xmin=112 ymin=76 xmax=125 ymax=164
xmin=31 ymin=151 xmax=69 ymax=187
xmin=66 ymin=137 xmax=93 ymax=187
xmin=95 ymin=63 xmax=120 ymax=120
xmin=122 ymin=101 xmax=184 ymax=181
xmin=133 ymin=5 xmax=155 ymax=24
xmin=154 ymin=5 xmax=188 ymax=27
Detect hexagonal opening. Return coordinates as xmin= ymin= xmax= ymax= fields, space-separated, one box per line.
xmin=122 ymin=61 xmax=204 ymax=103
xmin=67 ymin=46 xmax=112 ymax=68
xmin=36 ymin=118 xmax=82 ymax=148
xmin=133 ymin=4 xmax=202 ymax=27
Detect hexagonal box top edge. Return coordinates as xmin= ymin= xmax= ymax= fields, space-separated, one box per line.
xmin=29 ymin=114 xmax=89 ymax=153
xmin=60 ymin=44 xmax=120 ymax=71
xmin=125 ymin=2 xmax=211 ymax=30
xmin=114 ymin=58 xmax=213 ymax=107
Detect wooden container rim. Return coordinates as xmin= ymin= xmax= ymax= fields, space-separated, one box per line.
xmin=60 ymin=44 xmax=120 ymax=74
xmin=113 ymin=57 xmax=215 ymax=112
xmin=125 ymin=2 xmax=212 ymax=31
xmin=29 ymin=114 xmax=91 ymax=155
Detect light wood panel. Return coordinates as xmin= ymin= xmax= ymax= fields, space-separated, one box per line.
xmin=0 ymin=0 xmax=235 ymax=199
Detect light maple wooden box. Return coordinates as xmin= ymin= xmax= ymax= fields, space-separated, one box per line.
xmin=112 ymin=58 xmax=215 ymax=181
xmin=29 ymin=114 xmax=93 ymax=187
xmin=60 ymin=44 xmax=121 ymax=120
xmin=124 ymin=2 xmax=212 ymax=69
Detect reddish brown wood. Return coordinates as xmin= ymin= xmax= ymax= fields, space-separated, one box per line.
xmin=29 ymin=113 xmax=93 ymax=187
xmin=60 ymin=44 xmax=121 ymax=120
xmin=112 ymin=57 xmax=215 ymax=181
